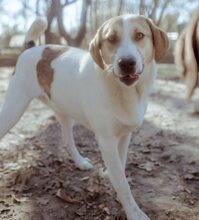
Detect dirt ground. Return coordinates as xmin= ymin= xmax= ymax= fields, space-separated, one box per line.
xmin=0 ymin=66 xmax=199 ymax=220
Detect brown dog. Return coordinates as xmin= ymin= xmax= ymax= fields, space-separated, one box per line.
xmin=174 ymin=11 xmax=199 ymax=101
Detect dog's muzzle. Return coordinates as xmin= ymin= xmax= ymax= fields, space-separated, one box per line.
xmin=118 ymin=57 xmax=143 ymax=86
xmin=118 ymin=57 xmax=136 ymax=73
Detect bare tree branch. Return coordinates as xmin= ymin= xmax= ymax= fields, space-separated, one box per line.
xmin=139 ymin=0 xmax=145 ymax=15
xmin=62 ymin=0 xmax=77 ymax=7
xmin=52 ymin=0 xmax=91 ymax=46
xmin=74 ymin=0 xmax=91 ymax=45
xmin=156 ymin=0 xmax=170 ymax=26
xmin=117 ymin=0 xmax=124 ymax=15
xmin=45 ymin=0 xmax=57 ymax=43
xmin=55 ymin=0 xmax=72 ymax=43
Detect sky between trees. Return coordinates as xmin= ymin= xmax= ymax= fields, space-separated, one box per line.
xmin=0 ymin=0 xmax=198 ymax=48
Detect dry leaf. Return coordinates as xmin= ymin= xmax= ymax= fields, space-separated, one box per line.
xmin=138 ymin=161 xmax=153 ymax=172
xmin=114 ymin=210 xmax=127 ymax=220
xmin=37 ymin=197 xmax=50 ymax=205
xmin=75 ymin=205 xmax=87 ymax=216
xmin=12 ymin=195 xmax=22 ymax=204
xmin=56 ymin=189 xmax=80 ymax=204
xmin=0 ymin=208 xmax=10 ymax=215
xmin=183 ymin=173 xmax=195 ymax=180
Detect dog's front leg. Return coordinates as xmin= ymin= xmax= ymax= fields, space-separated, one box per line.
xmin=97 ymin=136 xmax=150 ymax=220
xmin=58 ymin=116 xmax=93 ymax=170
xmin=118 ymin=133 xmax=132 ymax=172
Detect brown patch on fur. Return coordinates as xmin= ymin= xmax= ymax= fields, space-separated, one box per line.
xmin=37 ymin=45 xmax=68 ymax=98
xmin=145 ymin=18 xmax=169 ymax=62
xmin=89 ymin=16 xmax=123 ymax=69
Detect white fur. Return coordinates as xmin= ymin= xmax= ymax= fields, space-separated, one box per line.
xmin=24 ymin=18 xmax=47 ymax=44
xmin=0 ymin=16 xmax=159 ymax=220
xmin=113 ymin=16 xmax=144 ymax=78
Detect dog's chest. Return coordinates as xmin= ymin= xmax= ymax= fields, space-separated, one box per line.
xmin=110 ymin=87 xmax=148 ymax=133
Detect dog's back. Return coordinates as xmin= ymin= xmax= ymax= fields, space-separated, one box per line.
xmin=0 ymin=18 xmax=104 ymax=137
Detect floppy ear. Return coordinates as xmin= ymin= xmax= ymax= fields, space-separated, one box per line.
xmin=89 ymin=27 xmax=105 ymax=69
xmin=146 ymin=18 xmax=169 ymax=62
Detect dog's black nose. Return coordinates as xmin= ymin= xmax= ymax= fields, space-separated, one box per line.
xmin=118 ymin=57 xmax=136 ymax=73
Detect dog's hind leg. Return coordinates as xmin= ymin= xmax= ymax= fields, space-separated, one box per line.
xmin=0 ymin=74 xmax=37 ymax=139
xmin=58 ymin=116 xmax=93 ymax=170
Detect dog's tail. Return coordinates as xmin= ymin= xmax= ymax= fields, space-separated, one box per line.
xmin=24 ymin=18 xmax=48 ymax=50
xmin=0 ymin=18 xmax=47 ymax=141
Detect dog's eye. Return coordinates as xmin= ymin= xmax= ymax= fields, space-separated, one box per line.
xmin=107 ymin=35 xmax=117 ymax=44
xmin=135 ymin=32 xmax=144 ymax=40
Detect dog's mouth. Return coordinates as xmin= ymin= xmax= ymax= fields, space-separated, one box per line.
xmin=119 ymin=73 xmax=139 ymax=85
xmin=119 ymin=68 xmax=144 ymax=86
xmin=114 ymin=64 xmax=144 ymax=86
xmin=110 ymin=64 xmax=144 ymax=85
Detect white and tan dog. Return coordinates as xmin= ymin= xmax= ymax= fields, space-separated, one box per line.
xmin=0 ymin=15 xmax=169 ymax=220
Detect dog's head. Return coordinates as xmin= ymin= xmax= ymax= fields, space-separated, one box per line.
xmin=89 ymin=14 xmax=169 ymax=86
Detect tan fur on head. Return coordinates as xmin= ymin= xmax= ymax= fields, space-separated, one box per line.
xmin=145 ymin=18 xmax=169 ymax=62
xmin=89 ymin=26 xmax=105 ymax=70
xmin=90 ymin=15 xmax=169 ymax=69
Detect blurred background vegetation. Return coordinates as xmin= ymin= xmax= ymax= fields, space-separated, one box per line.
xmin=0 ymin=0 xmax=198 ymax=66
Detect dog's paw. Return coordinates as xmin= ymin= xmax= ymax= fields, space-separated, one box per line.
xmin=130 ymin=210 xmax=150 ymax=220
xmin=75 ymin=157 xmax=93 ymax=170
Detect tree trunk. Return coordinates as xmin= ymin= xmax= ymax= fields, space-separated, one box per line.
xmin=117 ymin=0 xmax=124 ymax=15
xmin=45 ymin=0 xmax=91 ymax=47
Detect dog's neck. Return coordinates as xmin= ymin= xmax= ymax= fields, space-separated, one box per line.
xmin=135 ymin=60 xmax=156 ymax=99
